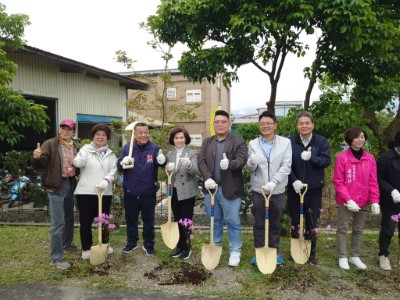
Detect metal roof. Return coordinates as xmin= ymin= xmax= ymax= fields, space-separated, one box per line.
xmin=12 ymin=45 xmax=147 ymax=91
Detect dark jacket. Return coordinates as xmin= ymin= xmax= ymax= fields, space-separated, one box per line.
xmin=31 ymin=137 xmax=78 ymax=193
xmin=288 ymin=133 xmax=330 ymax=192
xmin=377 ymin=149 xmax=400 ymax=212
xmin=198 ymin=134 xmax=247 ymax=200
xmin=117 ymin=140 xmax=161 ymax=197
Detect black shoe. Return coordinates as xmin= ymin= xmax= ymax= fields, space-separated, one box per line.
xmin=142 ymin=245 xmax=155 ymax=256
xmin=308 ymin=256 xmax=318 ymax=265
xmin=170 ymin=248 xmax=183 ymax=258
xmin=180 ymin=250 xmax=192 ymax=260
xmin=65 ymin=245 xmax=80 ymax=252
xmin=122 ymin=245 xmax=138 ymax=254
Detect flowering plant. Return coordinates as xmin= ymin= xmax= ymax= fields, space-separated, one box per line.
xmin=94 ymin=213 xmax=116 ymax=243
xmin=178 ymin=218 xmax=195 ymax=249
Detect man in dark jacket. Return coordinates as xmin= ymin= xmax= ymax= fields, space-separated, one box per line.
xmin=288 ymin=112 xmax=330 ymax=265
xmin=117 ymin=122 xmax=166 ymax=256
xmin=31 ymin=119 xmax=79 ymax=270
xmin=377 ymin=131 xmax=400 ymax=271
xmin=198 ymin=110 xmax=247 ymax=267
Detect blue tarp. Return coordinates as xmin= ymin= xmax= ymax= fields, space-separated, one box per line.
xmin=77 ymin=114 xmax=122 ymax=123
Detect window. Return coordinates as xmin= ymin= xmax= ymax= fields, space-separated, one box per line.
xmin=190 ymin=134 xmax=202 ymax=146
xmin=186 ymin=89 xmax=201 ymax=102
xmin=167 ymin=88 xmax=176 ymax=99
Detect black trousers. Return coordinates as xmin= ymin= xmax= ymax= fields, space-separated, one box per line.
xmin=76 ymin=194 xmax=112 ymax=251
xmin=288 ymin=189 xmax=322 ymax=256
xmin=379 ymin=207 xmax=400 ymax=257
xmin=171 ymin=188 xmax=195 ymax=250
xmin=253 ymin=192 xmax=286 ymax=248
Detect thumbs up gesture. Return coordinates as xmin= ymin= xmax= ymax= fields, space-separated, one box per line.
xmin=156 ymin=149 xmax=166 ymax=164
xmin=33 ymin=142 xmax=42 ymax=159
xmin=301 ymin=146 xmax=312 ymax=161
xmin=220 ymin=153 xmax=229 ymax=170
xmin=180 ymin=153 xmax=192 ymax=169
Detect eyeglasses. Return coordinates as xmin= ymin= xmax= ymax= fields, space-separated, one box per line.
xmin=259 ymin=122 xmax=275 ymax=127
xmin=214 ymin=120 xmax=229 ymax=125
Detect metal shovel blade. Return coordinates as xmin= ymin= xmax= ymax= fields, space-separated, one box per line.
xmin=160 ymin=221 xmax=180 ymax=249
xmin=201 ymin=243 xmax=222 ymax=271
xmin=290 ymin=183 xmax=310 ymax=264
xmin=256 ymin=246 xmax=277 ymax=274
xmin=90 ymin=243 xmax=109 ymax=266
xmin=201 ymin=186 xmax=221 ymax=271
xmin=291 ymin=238 xmax=311 ymax=265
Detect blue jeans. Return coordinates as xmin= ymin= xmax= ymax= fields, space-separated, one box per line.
xmin=124 ymin=193 xmax=156 ymax=248
xmin=48 ymin=178 xmax=75 ymax=261
xmin=204 ymin=187 xmax=242 ymax=252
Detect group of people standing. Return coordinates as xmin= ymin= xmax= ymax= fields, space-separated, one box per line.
xmin=31 ymin=111 xmax=400 ymax=272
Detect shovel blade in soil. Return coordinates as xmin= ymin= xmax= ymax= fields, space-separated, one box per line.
xmin=90 ymin=243 xmax=109 ymax=266
xmin=201 ymin=243 xmax=222 ymax=271
xmin=160 ymin=222 xmax=179 ymax=249
xmin=290 ymin=238 xmax=311 ymax=264
xmin=256 ymin=247 xmax=277 ymax=274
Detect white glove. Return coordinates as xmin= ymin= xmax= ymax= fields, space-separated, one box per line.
xmin=346 ymin=200 xmax=360 ymax=212
xmin=301 ymin=147 xmax=312 ymax=161
xmin=220 ymin=153 xmax=229 ymax=170
xmin=120 ymin=156 xmax=134 ymax=166
xmin=166 ymin=162 xmax=175 ymax=172
xmin=263 ymin=182 xmax=276 ymax=193
xmin=292 ymin=180 xmax=303 ymax=194
xmin=180 ymin=153 xmax=192 ymax=169
xmin=249 ymin=153 xmax=259 ymax=165
xmin=156 ymin=149 xmax=166 ymax=164
xmin=391 ymin=189 xmax=400 ymax=203
xmin=205 ymin=178 xmax=217 ymax=190
xmin=371 ymin=203 xmax=380 ymax=215
xmin=97 ymin=179 xmax=109 ymax=190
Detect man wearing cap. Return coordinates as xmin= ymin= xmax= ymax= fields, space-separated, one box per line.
xmin=31 ymin=119 xmax=79 ymax=270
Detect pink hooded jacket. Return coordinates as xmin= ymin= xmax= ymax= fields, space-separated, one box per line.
xmin=333 ymin=148 xmax=380 ymax=206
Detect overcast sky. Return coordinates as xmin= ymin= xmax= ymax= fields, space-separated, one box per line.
xmin=2 ymin=0 xmax=321 ymax=115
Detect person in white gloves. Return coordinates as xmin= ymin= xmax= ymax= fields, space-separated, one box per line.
xmin=198 ymin=110 xmax=247 ymax=267
xmin=246 ymin=111 xmax=292 ymax=266
xmin=376 ymin=130 xmax=400 ymax=271
xmin=288 ymin=112 xmax=331 ymax=265
xmin=73 ymin=124 xmax=117 ymax=260
xmin=165 ymin=128 xmax=200 ymax=259
xmin=334 ymin=126 xmax=380 ymax=271
xmin=117 ymin=122 xmax=165 ymax=256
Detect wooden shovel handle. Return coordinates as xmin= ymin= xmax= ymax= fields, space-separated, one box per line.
xmin=165 ymin=169 xmax=174 ymax=223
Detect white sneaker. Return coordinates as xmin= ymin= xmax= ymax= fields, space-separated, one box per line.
xmin=228 ymin=251 xmax=241 ymax=267
xmin=108 ymin=246 xmax=113 ymax=254
xmin=379 ymin=255 xmax=391 ymax=271
xmin=349 ymin=256 xmax=367 ymax=270
xmin=339 ymin=257 xmax=349 ymax=270
xmin=81 ymin=250 xmax=90 ymax=260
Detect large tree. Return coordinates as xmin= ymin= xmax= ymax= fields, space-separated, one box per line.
xmin=148 ymin=0 xmax=315 ymax=112
xmin=305 ymin=0 xmax=400 ymax=152
xmin=0 ymin=3 xmax=49 ymax=146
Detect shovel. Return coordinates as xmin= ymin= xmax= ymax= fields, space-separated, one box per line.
xmin=160 ymin=168 xmax=179 ymax=249
xmin=122 ymin=122 xmax=136 ymax=170
xmin=90 ymin=186 xmax=109 ymax=265
xmin=201 ymin=186 xmax=222 ymax=271
xmin=256 ymin=186 xmax=277 ymax=274
xmin=290 ymin=183 xmax=311 ymax=264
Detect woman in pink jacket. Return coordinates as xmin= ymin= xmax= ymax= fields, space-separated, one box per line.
xmin=333 ymin=126 xmax=380 ymax=270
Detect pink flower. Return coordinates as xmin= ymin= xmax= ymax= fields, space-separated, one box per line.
xmin=325 ymin=224 xmax=332 ymax=230
xmin=319 ymin=208 xmax=324 ymax=213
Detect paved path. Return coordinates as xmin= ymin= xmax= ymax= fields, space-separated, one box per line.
xmin=0 ymin=284 xmax=228 ymax=300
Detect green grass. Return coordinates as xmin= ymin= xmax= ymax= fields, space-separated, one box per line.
xmin=1 ymin=225 xmax=400 ymax=299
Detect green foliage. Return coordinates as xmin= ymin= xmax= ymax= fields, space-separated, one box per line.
xmin=3 ymin=150 xmax=30 ymax=178
xmin=235 ymin=123 xmax=259 ymax=143
xmin=148 ymin=0 xmax=315 ymax=108
xmin=0 ymin=5 xmax=49 ymax=146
